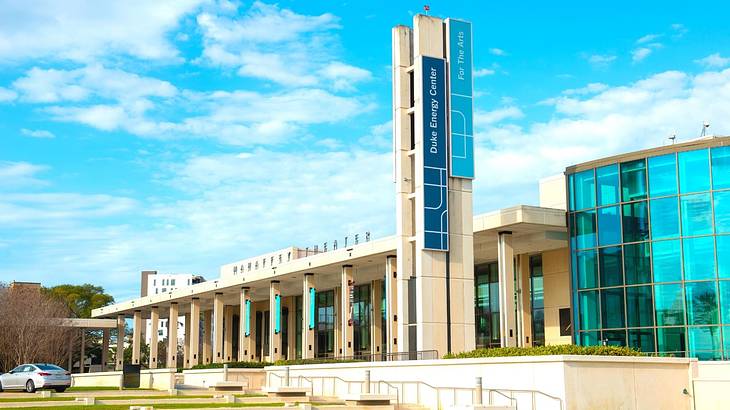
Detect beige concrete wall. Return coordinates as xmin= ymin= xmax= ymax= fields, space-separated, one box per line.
xmin=542 ymin=247 xmax=571 ymax=346
xmin=71 ymin=368 xmax=176 ymax=390
xmin=539 ymin=174 xmax=566 ymax=210
xmin=183 ymin=368 xmax=265 ymax=389
xmin=693 ymin=361 xmax=730 ymax=410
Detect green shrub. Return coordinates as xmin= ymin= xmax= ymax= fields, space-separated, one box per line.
xmin=272 ymin=358 xmax=364 ymax=366
xmin=443 ymin=345 xmax=642 ymax=359
xmin=190 ymin=361 xmax=271 ymax=370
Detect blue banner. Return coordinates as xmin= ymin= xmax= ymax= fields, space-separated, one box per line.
xmin=244 ymin=299 xmax=251 ymax=337
xmin=447 ymin=19 xmax=474 ymax=179
xmin=274 ymin=294 xmax=281 ymax=334
xmin=309 ymin=287 xmax=316 ymax=330
xmin=422 ymin=56 xmax=449 ymax=252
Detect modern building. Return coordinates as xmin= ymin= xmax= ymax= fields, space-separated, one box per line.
xmin=91 ymin=14 xmax=730 ymax=374
xmin=142 ymin=271 xmax=205 ymax=344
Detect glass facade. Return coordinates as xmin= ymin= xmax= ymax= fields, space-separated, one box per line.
xmin=569 ymin=145 xmax=730 ymax=359
xmin=474 ymin=262 xmax=500 ymax=348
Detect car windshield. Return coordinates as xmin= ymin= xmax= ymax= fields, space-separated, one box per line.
xmin=35 ymin=364 xmax=63 ymax=371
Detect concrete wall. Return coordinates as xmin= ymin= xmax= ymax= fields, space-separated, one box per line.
xmin=539 ymin=174 xmax=566 ymax=210
xmin=182 ymin=368 xmax=265 ymax=390
xmin=71 ymin=368 xmax=176 ymax=390
xmin=542 ymin=247 xmax=572 ymax=346
xmin=692 ymin=361 xmax=730 ymax=410
xmin=265 ymin=356 xmax=693 ymax=410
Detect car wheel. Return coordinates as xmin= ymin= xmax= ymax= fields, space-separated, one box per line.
xmin=0 ymin=380 xmax=4 ymax=392
xmin=25 ymin=379 xmax=35 ymax=393
xmin=54 ymin=387 xmax=66 ymax=393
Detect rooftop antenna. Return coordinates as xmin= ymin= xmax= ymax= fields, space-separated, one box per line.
xmin=701 ymin=121 xmax=710 ymax=137
xmin=668 ymin=131 xmax=676 ymax=145
xmin=423 ymin=4 xmax=430 ymax=15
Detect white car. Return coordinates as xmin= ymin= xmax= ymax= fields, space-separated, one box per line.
xmin=0 ymin=364 xmax=72 ymax=393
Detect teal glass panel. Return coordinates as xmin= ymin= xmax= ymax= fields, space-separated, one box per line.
xmin=245 ymin=299 xmax=251 ymax=336
xmin=655 ymin=284 xmax=685 ymax=326
xmin=575 ymin=211 xmax=596 ymax=249
xmin=579 ymin=290 xmax=600 ymax=330
xmin=688 ymin=326 xmax=722 ymax=360
xmin=657 ymin=327 xmax=686 ymax=356
xmin=627 ymin=286 xmax=654 ymax=327
xmin=686 ymin=281 xmax=719 ymax=325
xmin=603 ymin=329 xmax=627 ymax=346
xmin=596 ymin=164 xmax=620 ymax=206
xmin=720 ymin=281 xmax=730 ymax=325
xmin=624 ymin=242 xmax=651 ymax=285
xmin=628 ymin=328 xmax=655 ymax=352
xmin=648 ymin=153 xmax=677 ymax=197
xmin=621 ymin=159 xmax=647 ymax=202
xmin=601 ymin=288 xmax=625 ymax=329
xmin=683 ymin=236 xmax=716 ymax=280
xmin=719 ymin=236 xmax=730 ymax=279
xmin=650 ymin=197 xmax=680 ymax=239
xmin=577 ymin=250 xmax=598 ymax=289
xmin=274 ymin=294 xmax=281 ymax=333
xmin=568 ymin=174 xmax=575 ymax=211
xmin=579 ymin=331 xmax=599 ymax=346
xmin=711 ymin=146 xmax=730 ymax=189
xmin=652 ymin=240 xmax=682 ymax=282
xmin=599 ymin=246 xmax=623 ymax=287
xmin=725 ymin=327 xmax=730 ymax=359
xmin=597 ymin=206 xmax=621 ymax=246
xmin=680 ymin=193 xmax=713 ymax=236
xmin=715 ymin=191 xmax=730 ymax=234
xmin=678 ymin=149 xmax=710 ymax=194
xmin=309 ymin=287 xmax=316 ymax=330
xmin=573 ymin=169 xmax=595 ymax=210
xmin=622 ymin=201 xmax=649 ymax=243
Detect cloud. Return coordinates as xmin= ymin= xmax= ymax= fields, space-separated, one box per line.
xmin=0 ymin=86 xmax=17 ymax=102
xmin=318 ymin=62 xmax=372 ymax=91
xmin=0 ymin=0 xmax=204 ymax=63
xmin=489 ymin=48 xmax=506 ymax=56
xmin=696 ymin=53 xmax=730 ymax=68
xmin=20 ymin=128 xmax=55 ymax=138
xmin=474 ymin=68 xmax=496 ymax=77
xmin=0 ymin=193 xmax=137 ymax=228
xmin=587 ymin=54 xmax=617 ymax=67
xmin=562 ymin=83 xmax=609 ymax=95
xmin=474 ymin=106 xmax=524 ymax=126
xmin=0 ymin=161 xmax=48 ymax=189
xmin=632 ymin=47 xmax=653 ymax=62
xmin=636 ymin=33 xmax=661 ymax=44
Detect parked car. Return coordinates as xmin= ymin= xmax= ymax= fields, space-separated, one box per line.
xmin=0 ymin=364 xmax=71 ymax=393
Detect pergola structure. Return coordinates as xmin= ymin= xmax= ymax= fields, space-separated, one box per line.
xmin=58 ymin=318 xmax=117 ymax=373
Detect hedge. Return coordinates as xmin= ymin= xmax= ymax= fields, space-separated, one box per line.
xmin=443 ymin=345 xmax=642 ymax=359
xmin=190 ymin=358 xmax=363 ymax=370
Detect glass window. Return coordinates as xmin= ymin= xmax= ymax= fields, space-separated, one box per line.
xmin=530 ymin=255 xmax=545 ymax=346
xmin=575 ymin=211 xmax=596 ymax=249
xmin=576 ymin=250 xmax=598 ymax=289
xmin=601 ymin=288 xmax=625 ymax=329
xmin=688 ymin=326 xmax=722 ymax=360
xmin=720 ymin=281 xmax=730 ymax=325
xmin=621 ymin=159 xmax=647 ymax=202
xmin=715 ymin=191 xmax=730 ymax=234
xmin=579 ymin=331 xmax=599 ymax=346
xmin=597 ymin=206 xmax=621 ymax=246
xmin=628 ymin=328 xmax=655 ymax=352
xmin=627 ymin=286 xmax=654 ymax=327
xmin=678 ymin=149 xmax=711 ymax=194
xmin=573 ymin=169 xmax=595 ymax=210
xmin=686 ymin=281 xmax=718 ymax=325
xmin=648 ymin=153 xmax=678 ymax=197
xmin=596 ymin=164 xmax=620 ymax=206
xmin=624 ymin=242 xmax=651 ymax=285
xmin=718 ymin=236 xmax=730 ymax=279
xmin=683 ymin=236 xmax=716 ymax=280
xmin=711 ymin=146 xmax=730 ymax=190
xmin=725 ymin=327 xmax=730 ymax=360
xmin=622 ymin=201 xmax=649 ymax=243
xmin=657 ymin=327 xmax=686 ymax=356
xmin=650 ymin=197 xmax=680 ymax=239
xmin=568 ymin=174 xmax=575 ymax=211
xmin=652 ymin=240 xmax=682 ymax=282
xmin=655 ymin=284 xmax=685 ymax=326
xmin=579 ymin=290 xmax=600 ymax=330
xmin=599 ymin=246 xmax=623 ymax=287
xmin=603 ymin=329 xmax=627 ymax=346
xmin=680 ymin=193 xmax=713 ymax=236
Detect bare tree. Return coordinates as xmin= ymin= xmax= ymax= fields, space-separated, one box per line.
xmin=0 ymin=283 xmax=76 ymax=371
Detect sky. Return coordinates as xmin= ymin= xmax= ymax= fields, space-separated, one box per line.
xmin=1 ymin=0 xmax=730 ymax=302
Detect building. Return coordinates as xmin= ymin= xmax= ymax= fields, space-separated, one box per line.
xmin=142 ymin=272 xmax=205 ymax=345
xmin=91 ymin=14 xmax=730 ymax=373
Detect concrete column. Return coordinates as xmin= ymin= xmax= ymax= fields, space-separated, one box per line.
xmin=224 ymin=305 xmax=234 ymax=362
xmin=269 ymin=281 xmax=282 ymax=361
xmin=371 ymin=279 xmax=383 ymax=358
xmin=238 ymin=287 xmax=251 ymax=361
xmin=68 ymin=335 xmax=73 ymax=372
xmin=167 ymin=303 xmax=179 ymax=368
xmin=302 ymin=274 xmax=316 ymax=359
xmin=132 ymin=310 xmax=142 ymax=365
xmin=203 ymin=310 xmax=212 ymax=364
xmin=518 ymin=254 xmax=533 ymax=347
xmin=115 ymin=314 xmax=125 ymax=371
xmin=183 ymin=313 xmax=191 ymax=366
xmin=497 ymin=231 xmax=517 ymax=347
xmin=189 ymin=298 xmax=201 ymax=367
xmin=101 ymin=328 xmax=110 ymax=372
xmin=333 ymin=286 xmax=341 ymax=356
xmin=149 ymin=306 xmax=159 ymax=369
xmin=384 ymin=256 xmax=398 ymax=354
xmin=213 ymin=293 xmax=224 ymax=363
xmin=341 ymin=265 xmax=354 ymax=358
xmin=79 ymin=329 xmax=85 ymax=373
xmin=286 ymin=297 xmax=296 ymax=360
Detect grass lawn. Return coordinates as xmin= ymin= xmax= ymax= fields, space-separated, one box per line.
xmin=0 ymin=397 xmax=76 ymax=403
xmin=66 ymin=387 xmax=153 ymax=392
xmin=15 ymin=403 xmax=285 ymax=409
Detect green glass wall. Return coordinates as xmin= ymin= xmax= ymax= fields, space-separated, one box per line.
xmin=569 ymin=145 xmax=730 ymax=359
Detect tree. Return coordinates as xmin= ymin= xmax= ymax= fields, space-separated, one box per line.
xmin=43 ymin=284 xmax=114 ymax=318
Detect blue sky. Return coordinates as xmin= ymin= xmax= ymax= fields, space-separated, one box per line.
xmin=1 ymin=0 xmax=729 ymax=301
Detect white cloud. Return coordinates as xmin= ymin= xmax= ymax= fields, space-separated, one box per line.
xmin=489 ymin=48 xmax=506 ymax=56
xmin=587 ymin=54 xmax=617 ymax=66
xmin=696 ymin=53 xmax=730 ymax=68
xmin=562 ymin=83 xmax=609 ymax=95
xmin=632 ymin=47 xmax=653 ymax=62
xmin=0 ymin=161 xmax=48 ymax=189
xmin=636 ymin=33 xmax=661 ymax=44
xmin=0 ymin=193 xmax=137 ymax=227
xmin=318 ymin=62 xmax=372 ymax=91
xmin=474 ymin=68 xmax=496 ymax=77
xmin=0 ymin=0 xmax=204 ymax=63
xmin=474 ymin=106 xmax=524 ymax=126
xmin=0 ymin=86 xmax=17 ymax=102
xmin=20 ymin=128 xmax=55 ymax=138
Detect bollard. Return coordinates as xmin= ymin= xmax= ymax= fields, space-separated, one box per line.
xmin=223 ymin=363 xmax=229 ymax=381
xmin=284 ymin=366 xmax=290 ymax=387
xmin=474 ymin=377 xmax=483 ymax=406
xmin=364 ymin=370 xmax=371 ymax=394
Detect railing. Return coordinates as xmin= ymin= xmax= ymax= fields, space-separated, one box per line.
xmin=313 ymin=349 xmax=439 ymax=362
